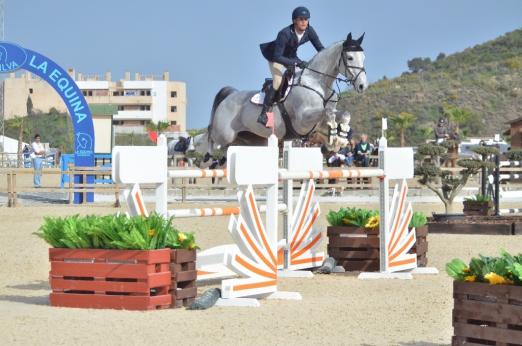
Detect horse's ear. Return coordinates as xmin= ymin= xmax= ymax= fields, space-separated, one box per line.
xmin=356 ymin=32 xmax=365 ymax=45
xmin=346 ymin=32 xmax=352 ymax=41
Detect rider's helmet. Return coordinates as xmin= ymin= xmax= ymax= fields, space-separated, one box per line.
xmin=292 ymin=6 xmax=310 ymax=20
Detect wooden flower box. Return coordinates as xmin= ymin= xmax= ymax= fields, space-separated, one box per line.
xmin=327 ymin=225 xmax=428 ymax=272
xmin=169 ymin=249 xmax=197 ymax=308
xmin=463 ymin=200 xmax=494 ymax=216
xmin=327 ymin=226 xmax=380 ymax=271
xmin=452 ymin=281 xmax=522 ymax=345
xmin=49 ymin=248 xmax=172 ymax=310
xmin=409 ymin=225 xmax=428 ymax=267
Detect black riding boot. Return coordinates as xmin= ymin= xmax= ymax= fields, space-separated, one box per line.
xmin=257 ymin=86 xmax=276 ymax=126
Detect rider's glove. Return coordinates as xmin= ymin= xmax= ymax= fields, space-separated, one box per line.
xmin=297 ymin=60 xmax=308 ymax=69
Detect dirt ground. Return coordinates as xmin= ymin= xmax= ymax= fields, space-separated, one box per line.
xmin=1 ymin=200 xmax=521 ymax=346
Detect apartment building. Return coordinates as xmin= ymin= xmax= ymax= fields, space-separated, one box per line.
xmin=1 ymin=69 xmax=187 ymax=132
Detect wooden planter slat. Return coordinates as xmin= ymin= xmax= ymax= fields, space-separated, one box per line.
xmin=327 ymin=226 xmax=378 ymax=236
xmin=452 ymin=281 xmax=522 ymax=345
xmin=49 ymin=248 xmax=172 ymax=310
xmin=327 ymin=247 xmax=380 ymax=259
xmin=50 ymin=293 xmax=172 ymax=311
xmin=49 ymin=248 xmax=170 ymax=263
xmin=169 ymin=249 xmax=197 ymax=308
xmin=327 ymin=237 xmax=380 ymax=248
xmin=50 ymin=272 xmax=171 ymax=293
xmin=50 ymin=262 xmax=167 ymax=279
xmin=336 ymin=259 xmax=379 ymax=271
xmin=328 ymin=225 xmax=428 ymax=272
xmin=453 ymin=299 xmax=522 ymax=324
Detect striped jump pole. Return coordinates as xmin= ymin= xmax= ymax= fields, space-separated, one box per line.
xmin=278 ymin=168 xmax=385 ymax=180
xmin=500 ymin=208 xmax=522 ymax=215
xmin=167 ymin=203 xmax=287 ymax=218
xmin=500 ymin=160 xmax=522 ymax=167
xmin=499 ymin=174 xmax=522 ymax=181
xmin=168 ymin=169 xmax=227 ymax=179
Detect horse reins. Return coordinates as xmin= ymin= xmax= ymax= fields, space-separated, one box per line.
xmin=291 ymin=46 xmax=366 ymax=106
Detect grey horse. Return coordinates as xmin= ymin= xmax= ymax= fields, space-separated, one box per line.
xmin=206 ymin=33 xmax=367 ymax=151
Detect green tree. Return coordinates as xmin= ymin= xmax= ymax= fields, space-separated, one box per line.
xmin=420 ymin=126 xmax=434 ymax=141
xmin=391 ymin=112 xmax=416 ymax=147
xmin=146 ymin=121 xmax=170 ymax=134
xmin=444 ymin=106 xmax=472 ymax=135
xmin=407 ymin=57 xmax=432 ymax=73
xmin=415 ymin=144 xmax=497 ymax=213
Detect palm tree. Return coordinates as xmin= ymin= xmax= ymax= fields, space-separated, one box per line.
xmin=444 ymin=106 xmax=471 ymax=135
xmin=420 ymin=126 xmax=434 ymax=142
xmin=146 ymin=121 xmax=170 ymax=134
xmin=390 ymin=112 xmax=416 ymax=147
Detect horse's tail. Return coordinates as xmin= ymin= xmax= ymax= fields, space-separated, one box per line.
xmin=207 ymin=86 xmax=237 ymax=147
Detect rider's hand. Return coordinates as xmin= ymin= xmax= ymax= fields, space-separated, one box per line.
xmin=297 ymin=60 xmax=308 ymax=69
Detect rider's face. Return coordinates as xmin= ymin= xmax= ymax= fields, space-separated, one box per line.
xmin=293 ymin=17 xmax=309 ymax=32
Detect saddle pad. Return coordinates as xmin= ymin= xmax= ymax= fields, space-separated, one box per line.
xmin=249 ymin=76 xmax=294 ymax=105
xmin=250 ymin=92 xmax=265 ymax=105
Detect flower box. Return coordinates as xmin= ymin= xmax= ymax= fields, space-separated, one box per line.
xmin=409 ymin=225 xmax=428 ymax=267
xmin=463 ymin=200 xmax=494 ymax=216
xmin=452 ymin=281 xmax=522 ymax=345
xmin=327 ymin=225 xmax=428 ymax=271
xmin=169 ymin=249 xmax=197 ymax=308
xmin=327 ymin=226 xmax=380 ymax=271
xmin=49 ymin=248 xmax=172 ymax=310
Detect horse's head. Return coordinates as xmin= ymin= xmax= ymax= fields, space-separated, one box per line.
xmin=341 ymin=32 xmax=368 ymax=93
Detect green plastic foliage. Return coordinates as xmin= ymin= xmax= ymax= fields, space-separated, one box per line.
xmin=34 ymin=213 xmax=197 ymax=250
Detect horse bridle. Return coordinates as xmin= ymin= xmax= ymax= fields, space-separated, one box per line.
xmin=292 ymin=45 xmax=366 ymax=106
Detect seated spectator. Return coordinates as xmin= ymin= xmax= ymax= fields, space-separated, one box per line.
xmin=326 ymin=151 xmax=343 ymax=167
xmin=355 ymin=134 xmax=371 ymax=167
xmin=338 ymin=140 xmax=355 ymax=167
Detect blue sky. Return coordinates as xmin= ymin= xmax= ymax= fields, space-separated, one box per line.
xmin=5 ymin=0 xmax=522 ymax=129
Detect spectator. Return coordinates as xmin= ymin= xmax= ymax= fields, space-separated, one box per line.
xmin=326 ymin=151 xmax=343 ymax=167
xmin=355 ymin=134 xmax=371 ymax=167
xmin=30 ymin=134 xmax=45 ymax=188
xmin=338 ymin=140 xmax=355 ymax=167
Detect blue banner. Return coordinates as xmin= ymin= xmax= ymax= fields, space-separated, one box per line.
xmin=0 ymin=41 xmax=95 ymax=202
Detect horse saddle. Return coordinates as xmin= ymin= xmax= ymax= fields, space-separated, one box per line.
xmin=250 ymin=69 xmax=294 ymax=106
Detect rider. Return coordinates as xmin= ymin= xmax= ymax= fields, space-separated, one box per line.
xmin=258 ymin=6 xmax=325 ymax=126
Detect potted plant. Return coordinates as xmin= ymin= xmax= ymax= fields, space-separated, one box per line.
xmin=463 ymin=194 xmax=493 ymax=216
xmin=326 ymin=207 xmax=380 ymax=271
xmin=446 ymin=250 xmax=522 ymax=344
xmin=35 ymin=213 xmax=198 ymax=310
xmin=415 ymin=144 xmax=497 ymax=219
xmin=327 ymin=209 xmax=430 ymax=270
xmin=408 ymin=212 xmax=429 ymax=266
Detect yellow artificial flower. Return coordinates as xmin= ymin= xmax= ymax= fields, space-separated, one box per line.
xmin=188 ymin=242 xmax=196 ymax=250
xmin=148 ymin=229 xmax=156 ymax=237
xmin=463 ymin=268 xmax=470 ymax=273
xmin=178 ymin=232 xmax=187 ymax=242
xmin=464 ymin=275 xmax=476 ymax=282
xmin=484 ymin=272 xmax=513 ymax=285
xmin=365 ymin=216 xmax=380 ymax=229
xmin=342 ymin=218 xmax=353 ymax=226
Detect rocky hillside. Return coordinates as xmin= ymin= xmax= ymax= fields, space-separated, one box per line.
xmin=339 ymin=28 xmax=522 ymax=146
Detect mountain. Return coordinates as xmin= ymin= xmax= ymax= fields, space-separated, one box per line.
xmin=338 ymin=28 xmax=522 ymax=146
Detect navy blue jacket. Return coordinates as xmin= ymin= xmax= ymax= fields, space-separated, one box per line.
xmin=260 ymin=24 xmax=324 ymax=67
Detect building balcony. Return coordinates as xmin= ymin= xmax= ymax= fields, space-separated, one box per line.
xmin=113 ymin=110 xmax=153 ymax=121
xmin=85 ymin=95 xmax=152 ymax=105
